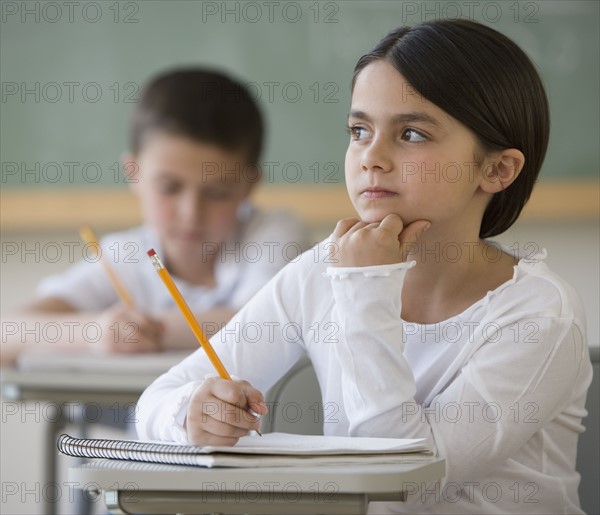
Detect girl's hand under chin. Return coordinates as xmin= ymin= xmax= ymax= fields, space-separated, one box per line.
xmin=329 ymin=214 xmax=430 ymax=268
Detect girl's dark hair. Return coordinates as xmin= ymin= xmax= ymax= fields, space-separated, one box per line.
xmin=352 ymin=19 xmax=550 ymax=238
xmin=131 ymin=68 xmax=263 ymax=164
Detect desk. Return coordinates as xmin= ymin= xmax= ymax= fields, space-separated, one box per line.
xmin=0 ymin=351 xmax=190 ymax=515
xmin=69 ymin=458 xmax=445 ymax=514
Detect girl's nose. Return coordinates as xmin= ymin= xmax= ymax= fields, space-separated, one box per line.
xmin=360 ymin=137 xmax=393 ymax=173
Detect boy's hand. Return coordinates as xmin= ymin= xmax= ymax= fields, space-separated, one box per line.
xmin=186 ymin=378 xmax=268 ymax=446
xmin=330 ymin=214 xmax=430 ymax=267
xmin=95 ymin=304 xmax=164 ymax=353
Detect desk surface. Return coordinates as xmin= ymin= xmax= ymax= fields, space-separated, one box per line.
xmin=70 ymin=458 xmax=445 ymax=515
xmin=0 ymin=351 xmax=190 ymax=402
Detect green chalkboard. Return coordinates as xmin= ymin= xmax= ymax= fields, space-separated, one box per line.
xmin=1 ymin=0 xmax=598 ymax=187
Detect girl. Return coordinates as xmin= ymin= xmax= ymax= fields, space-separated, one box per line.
xmin=137 ymin=19 xmax=592 ymax=514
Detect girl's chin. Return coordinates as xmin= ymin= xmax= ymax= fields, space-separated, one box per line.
xmin=357 ymin=209 xmax=407 ymax=224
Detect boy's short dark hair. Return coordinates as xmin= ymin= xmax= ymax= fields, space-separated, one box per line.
xmin=131 ymin=68 xmax=264 ymax=165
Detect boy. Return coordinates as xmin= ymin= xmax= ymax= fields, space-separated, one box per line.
xmin=1 ymin=68 xmax=308 ymax=365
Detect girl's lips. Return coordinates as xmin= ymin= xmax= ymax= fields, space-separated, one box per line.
xmin=361 ymin=189 xmax=397 ymax=199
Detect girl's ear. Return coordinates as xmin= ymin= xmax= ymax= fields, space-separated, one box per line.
xmin=121 ymin=152 xmax=141 ymax=195
xmin=479 ymin=148 xmax=525 ymax=194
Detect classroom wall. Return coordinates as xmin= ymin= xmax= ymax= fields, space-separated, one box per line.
xmin=1 ymin=0 xmax=599 ymax=188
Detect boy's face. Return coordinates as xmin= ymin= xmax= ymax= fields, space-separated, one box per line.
xmin=128 ymin=133 xmax=253 ymax=261
xmin=345 ymin=60 xmax=492 ymax=234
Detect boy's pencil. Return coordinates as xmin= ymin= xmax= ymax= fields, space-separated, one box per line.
xmin=79 ymin=224 xmax=134 ymax=308
xmin=146 ymin=248 xmax=262 ymax=435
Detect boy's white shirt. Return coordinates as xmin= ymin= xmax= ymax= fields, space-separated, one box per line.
xmin=136 ymin=240 xmax=592 ymax=514
xmin=37 ymin=204 xmax=309 ymax=313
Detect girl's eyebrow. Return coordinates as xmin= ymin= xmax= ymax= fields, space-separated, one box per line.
xmin=348 ymin=110 xmax=441 ymax=127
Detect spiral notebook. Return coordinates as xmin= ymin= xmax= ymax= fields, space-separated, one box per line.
xmin=58 ymin=432 xmax=432 ymax=468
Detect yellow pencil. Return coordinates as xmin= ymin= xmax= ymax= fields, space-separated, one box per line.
xmin=146 ymin=248 xmax=262 ymax=435
xmin=147 ymin=248 xmax=231 ymax=378
xmin=79 ymin=224 xmax=134 ymax=308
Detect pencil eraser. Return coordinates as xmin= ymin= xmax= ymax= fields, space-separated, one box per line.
xmin=147 ymin=249 xmax=156 ymax=257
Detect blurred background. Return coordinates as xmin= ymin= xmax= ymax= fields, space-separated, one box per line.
xmin=1 ymin=1 xmax=598 ymax=513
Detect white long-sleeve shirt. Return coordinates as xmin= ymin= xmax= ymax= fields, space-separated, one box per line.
xmin=136 ymin=241 xmax=592 ymax=514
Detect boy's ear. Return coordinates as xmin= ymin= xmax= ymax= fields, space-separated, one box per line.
xmin=479 ymin=148 xmax=525 ymax=194
xmin=121 ymin=152 xmax=141 ymax=194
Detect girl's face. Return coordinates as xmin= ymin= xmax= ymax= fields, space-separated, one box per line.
xmin=345 ymin=60 xmax=491 ymax=234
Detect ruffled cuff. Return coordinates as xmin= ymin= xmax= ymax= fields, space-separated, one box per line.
xmin=325 ymin=262 xmax=415 ymax=323
xmin=170 ymin=380 xmax=205 ymax=443
xmin=324 ymin=261 xmax=416 ymax=280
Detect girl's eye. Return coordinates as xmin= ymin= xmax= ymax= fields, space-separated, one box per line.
xmin=401 ymin=128 xmax=427 ymax=143
xmin=347 ymin=125 xmax=370 ymax=141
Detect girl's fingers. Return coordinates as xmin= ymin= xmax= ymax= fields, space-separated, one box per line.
xmin=398 ymin=220 xmax=431 ymax=246
xmin=398 ymin=220 xmax=432 ymax=260
xmin=237 ymin=380 xmax=268 ymax=415
xmin=205 ymin=383 xmax=263 ymax=430
xmin=377 ymin=213 xmax=405 ymax=235
xmin=332 ymin=218 xmax=361 ymax=238
xmin=186 ymin=378 xmax=264 ymax=446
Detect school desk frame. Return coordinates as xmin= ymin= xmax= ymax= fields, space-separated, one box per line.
xmin=69 ymin=458 xmax=446 ymax=515
xmin=0 ymin=367 xmax=161 ymax=515
xmin=1 ymin=351 xmax=190 ymax=515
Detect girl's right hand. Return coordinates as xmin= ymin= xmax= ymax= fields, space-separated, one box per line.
xmin=186 ymin=377 xmax=268 ymax=446
xmin=330 ymin=214 xmax=430 ymax=267
xmin=95 ymin=304 xmax=164 ymax=353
